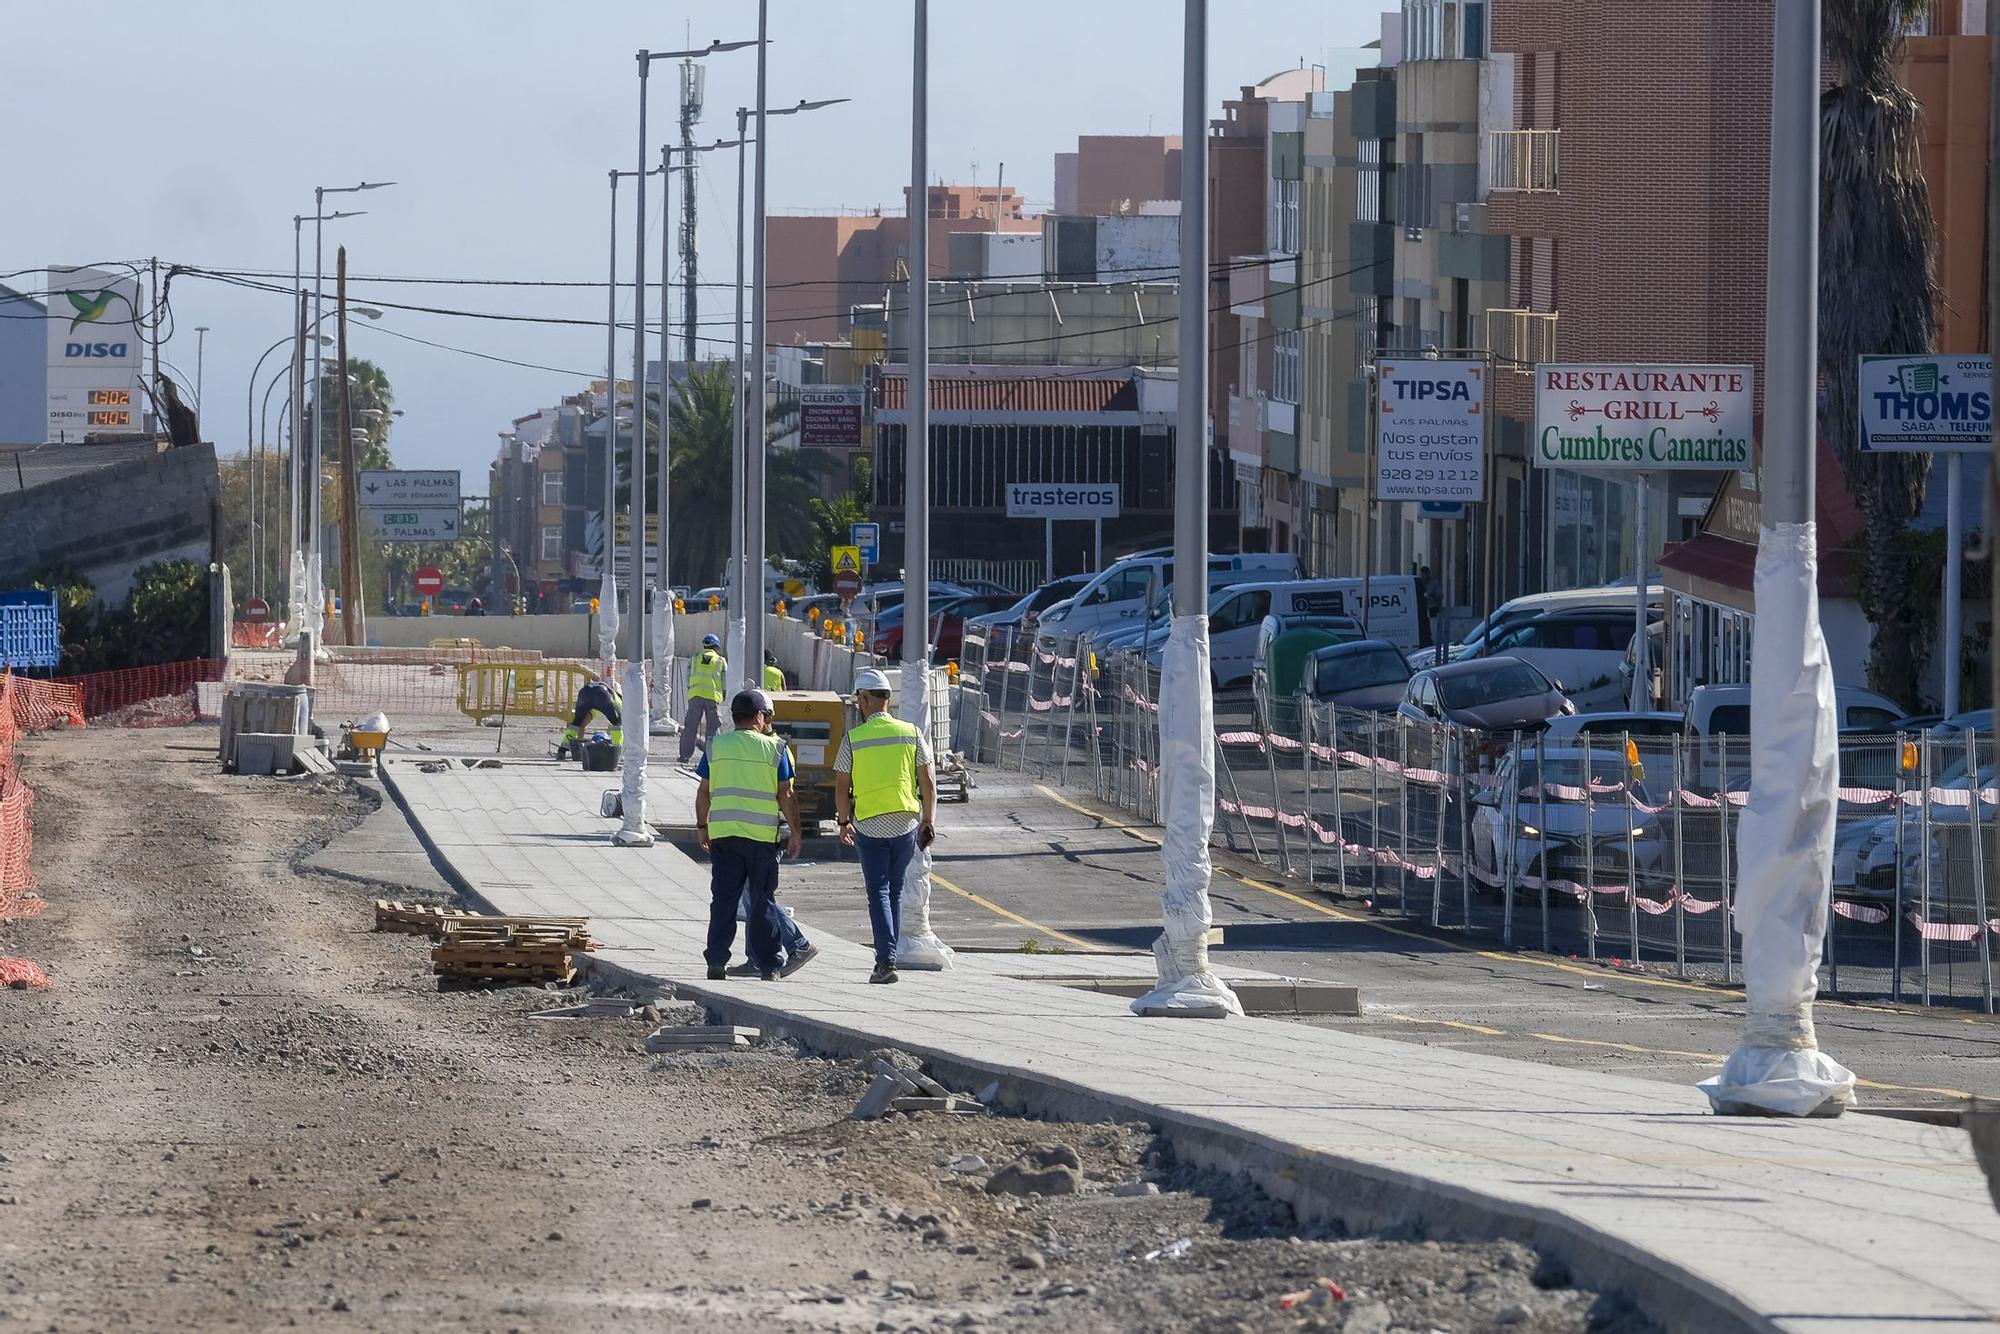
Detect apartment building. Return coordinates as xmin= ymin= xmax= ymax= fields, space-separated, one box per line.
xmin=1214 ymin=67 xmax=1322 ymax=555
xmin=1054 ymin=134 xmax=1182 ymax=215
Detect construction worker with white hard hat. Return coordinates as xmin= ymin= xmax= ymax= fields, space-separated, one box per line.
xmin=832 ymin=666 xmax=937 ymax=984
xmin=679 ymin=633 xmax=727 ymax=762
xmin=695 ymin=688 xmax=804 ymax=981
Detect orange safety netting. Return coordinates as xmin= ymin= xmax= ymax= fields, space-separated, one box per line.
xmin=1 ymin=670 xmax=83 ymax=924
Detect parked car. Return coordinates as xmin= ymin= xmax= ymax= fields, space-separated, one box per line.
xmin=964 ymin=575 xmax=1092 ymax=657
xmin=1541 ymin=710 xmax=1684 ymax=744
xmin=1833 ymin=757 xmax=1995 ymax=902
xmin=1411 ymin=584 xmax=1664 ymax=669
xmin=1251 ymin=613 xmax=1364 ymax=736
xmin=1683 ymin=683 xmax=1906 ymax=737
xmin=871 ymin=592 xmax=1020 ymax=661
xmin=1037 ymin=552 xmax=1300 ymax=639
xmin=1302 ymin=639 xmax=1413 ymax=713
xmin=1399 ymin=656 xmax=1574 ymax=734
xmin=1476 ymin=608 xmax=1656 ymax=711
xmin=1471 ymin=745 xmax=1668 ymax=889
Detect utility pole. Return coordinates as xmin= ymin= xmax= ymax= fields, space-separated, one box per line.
xmin=193 ymin=325 xmax=209 ymax=415
xmin=148 ymin=258 xmax=161 ymax=408
xmin=336 ymin=247 xmax=364 ymax=648
xmin=680 ymin=56 xmax=704 ymax=367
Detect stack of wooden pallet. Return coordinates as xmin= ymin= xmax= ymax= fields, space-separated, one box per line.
xmin=373 ymin=900 xmax=592 ymax=987
xmin=432 ymin=916 xmax=592 ymax=987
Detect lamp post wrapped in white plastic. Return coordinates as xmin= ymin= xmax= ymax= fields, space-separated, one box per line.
xmin=1698 ymin=0 xmax=1854 ymax=1116
xmin=1132 ymin=0 xmax=1241 ymax=1019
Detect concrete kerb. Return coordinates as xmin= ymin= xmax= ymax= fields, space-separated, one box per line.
xmin=374 ymin=761 xmax=1769 ymax=1334
xmin=573 ymin=949 xmax=1769 ymax=1334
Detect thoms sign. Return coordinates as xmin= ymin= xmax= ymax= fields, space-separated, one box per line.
xmin=1532 ymin=364 xmax=1755 ymax=472
xmin=1857 ymin=354 xmax=1991 ymax=453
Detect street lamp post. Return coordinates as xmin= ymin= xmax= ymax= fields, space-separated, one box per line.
xmin=1133 ymin=0 xmax=1241 ymax=1018
xmin=246 ymin=329 xmax=332 ymax=603
xmin=652 ymin=137 xmax=744 ymax=733
xmin=735 ymin=73 xmax=852 ymax=692
xmin=289 ymin=211 xmax=359 ymax=627
xmin=193 ymin=326 xmax=209 ymax=417
xmin=1700 ymin=0 xmax=1855 ymax=1116
xmin=309 ymin=181 xmax=392 ymax=649
xmin=619 ymin=38 xmax=756 ymax=848
xmin=598 ymin=167 xmax=661 ymax=669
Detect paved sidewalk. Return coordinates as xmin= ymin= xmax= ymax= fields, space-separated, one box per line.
xmin=383 ymin=758 xmax=2000 ymax=1334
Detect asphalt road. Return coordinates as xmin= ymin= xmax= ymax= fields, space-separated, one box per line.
xmin=764 ymin=773 xmax=2000 ymax=1111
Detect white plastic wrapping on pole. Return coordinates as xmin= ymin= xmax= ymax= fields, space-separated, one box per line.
xmin=1133 ymin=616 xmax=1241 ymax=1016
xmin=650 ymin=600 xmax=677 ymax=733
xmin=1698 ymin=523 xmax=1855 ymax=1115
xmin=894 ymin=664 xmax=954 ymax=970
xmin=614 ymin=657 xmax=654 ymax=846
xmin=598 ymin=567 xmax=620 ymax=669
xmin=1133 ymin=0 xmax=1239 ymax=1019
xmin=726 ymin=615 xmax=746 ymax=694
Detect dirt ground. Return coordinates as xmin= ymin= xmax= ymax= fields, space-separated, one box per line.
xmin=0 ymin=726 xmax=1657 ymax=1333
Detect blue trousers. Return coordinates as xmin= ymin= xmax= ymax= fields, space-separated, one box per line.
xmin=706 ymin=837 xmax=782 ymax=971
xmin=739 ymin=888 xmax=811 ymax=959
xmin=854 ymin=828 xmax=918 ymax=967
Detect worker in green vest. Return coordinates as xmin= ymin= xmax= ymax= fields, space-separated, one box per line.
xmin=696 ymin=689 xmax=804 ymax=981
xmin=679 ymin=633 xmax=728 ymax=762
xmin=833 ymin=667 xmax=937 ymax=985
xmin=763 ymin=649 xmax=786 ymax=693
xmin=556 ymin=674 xmax=622 ymax=758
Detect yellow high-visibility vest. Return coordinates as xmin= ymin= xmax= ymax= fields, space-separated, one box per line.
xmin=688 ymin=651 xmax=727 ymax=702
xmin=847 ymin=713 xmax=921 ymax=821
xmin=705 ymin=729 xmax=785 ymax=843
xmin=763 ymin=663 xmax=786 ymax=692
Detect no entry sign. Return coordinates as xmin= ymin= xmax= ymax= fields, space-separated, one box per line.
xmin=413 ymin=567 xmax=444 ymax=596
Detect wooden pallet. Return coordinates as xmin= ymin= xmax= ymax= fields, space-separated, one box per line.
xmin=374 ymin=901 xmax=474 ymax=936
xmin=431 ymin=943 xmax=578 ymax=986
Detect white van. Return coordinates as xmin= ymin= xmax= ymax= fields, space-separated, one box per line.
xmin=1416 ymin=583 xmax=1665 ymax=668
xmin=1205 ymin=577 xmax=1421 ymax=687
xmin=1038 ymin=552 xmax=1301 ymax=640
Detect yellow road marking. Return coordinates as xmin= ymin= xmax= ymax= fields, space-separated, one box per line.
xmin=1389 ymin=1013 xmax=1507 ymax=1037
xmin=928 ymin=868 xmax=1105 ymax=953
xmin=1031 ymin=782 xmax=1992 ymax=1102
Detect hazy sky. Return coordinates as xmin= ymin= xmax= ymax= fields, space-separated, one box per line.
xmin=5 ymin=1 xmax=1379 ymax=487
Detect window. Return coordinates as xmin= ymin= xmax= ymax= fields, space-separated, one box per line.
xmin=1273 ymin=179 xmax=1300 ymax=254
xmin=1401 ymin=132 xmax=1428 ymax=232
xmin=1212 ymin=590 xmax=1272 ymax=633
xmin=1461 ymin=1 xmax=1486 ymax=57
xmin=1357 ymin=142 xmax=1381 ymax=223
xmin=542 ymin=470 xmax=563 ymax=505
xmin=1847 ymin=706 xmax=1901 ymax=731
xmin=539 ymin=526 xmax=562 ymax=562
xmin=1087 ymin=565 xmax=1158 ymax=605
xmin=1274 ymin=330 xmax=1302 ymax=405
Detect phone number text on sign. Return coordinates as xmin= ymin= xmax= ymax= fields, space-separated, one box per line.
xmin=1374 ymin=357 xmax=1486 ymax=503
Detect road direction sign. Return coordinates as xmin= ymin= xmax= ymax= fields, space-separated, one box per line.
xmin=363 ymin=506 xmax=461 ymax=541
xmin=359 ymin=470 xmax=461 ymax=509
xmin=850 ymin=521 xmax=880 ymax=564
xmin=1858 ymin=354 xmax=1992 ymax=452
xmin=413 ymin=567 xmax=444 ymax=596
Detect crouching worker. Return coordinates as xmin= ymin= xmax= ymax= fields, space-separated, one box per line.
xmin=558 ymin=674 xmax=622 ymax=757
xmin=696 ymin=689 xmax=804 ymax=981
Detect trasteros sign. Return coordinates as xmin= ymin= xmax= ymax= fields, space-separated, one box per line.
xmin=1532 ymin=364 xmax=1755 ymax=472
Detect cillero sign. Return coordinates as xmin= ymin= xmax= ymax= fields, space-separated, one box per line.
xmin=1857 ymin=354 xmax=1991 ymax=453
xmin=1533 ymin=364 xmax=1755 ymax=472
xmin=1004 ymin=482 xmax=1121 ymax=520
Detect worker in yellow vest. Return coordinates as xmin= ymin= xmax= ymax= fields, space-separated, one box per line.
xmin=557 ymin=674 xmax=622 ymax=758
xmin=679 ymin=633 xmax=727 ymax=762
xmin=832 ymin=667 xmax=937 ymax=985
xmin=763 ymin=649 xmax=786 ymax=692
xmin=695 ymin=689 xmax=804 ymax=981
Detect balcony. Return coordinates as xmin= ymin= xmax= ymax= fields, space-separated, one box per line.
xmin=1487 ymin=308 xmax=1558 ymax=374
xmin=1488 ymin=128 xmax=1559 ymax=193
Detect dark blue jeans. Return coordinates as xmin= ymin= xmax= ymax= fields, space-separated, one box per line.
xmin=706 ymin=837 xmax=782 ymax=971
xmin=738 ymin=888 xmax=811 ymax=959
xmin=854 ymin=828 xmax=917 ymax=967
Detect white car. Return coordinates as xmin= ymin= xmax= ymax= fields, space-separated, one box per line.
xmin=1470 ymin=745 xmax=1668 ymax=889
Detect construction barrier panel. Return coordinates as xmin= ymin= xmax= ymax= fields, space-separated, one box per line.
xmin=454 ymin=662 xmax=593 ymax=726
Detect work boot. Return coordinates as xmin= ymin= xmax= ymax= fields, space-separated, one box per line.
xmin=706 ymin=965 xmax=726 ymax=981
xmin=725 ymin=960 xmax=761 ymax=977
xmin=868 ymin=964 xmax=899 ymax=985
xmin=759 ymin=971 xmax=777 ymax=982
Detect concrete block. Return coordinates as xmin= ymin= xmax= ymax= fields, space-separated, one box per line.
xmin=852 ymin=1071 xmax=915 ymax=1120
xmin=232 ymin=733 xmax=299 ymax=776
xmin=294 ymin=746 xmax=337 ymax=775
xmin=644 ymin=1024 xmax=757 ymax=1053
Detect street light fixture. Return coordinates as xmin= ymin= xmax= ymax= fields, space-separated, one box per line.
xmin=732 ymin=84 xmax=851 ymax=693
xmin=616 ymin=37 xmax=757 ymax=848
xmin=305 ymin=180 xmax=395 ymax=651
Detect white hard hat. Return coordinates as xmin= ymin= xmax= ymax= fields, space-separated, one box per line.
xmin=854 ymin=667 xmax=893 ymax=694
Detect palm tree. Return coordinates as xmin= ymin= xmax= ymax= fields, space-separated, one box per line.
xmin=309 ymin=357 xmax=396 ymax=472
xmin=611 ymin=362 xmax=832 ymax=587
xmin=1820 ymin=0 xmax=1940 ymax=704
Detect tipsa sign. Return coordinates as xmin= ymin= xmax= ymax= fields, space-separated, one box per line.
xmin=1857 ymin=354 xmax=1992 ymax=453
xmin=1375 ymin=357 xmax=1485 ymax=504
xmin=1533 ymin=364 xmax=1754 ymax=472
xmin=1004 ymin=482 xmax=1121 ymax=520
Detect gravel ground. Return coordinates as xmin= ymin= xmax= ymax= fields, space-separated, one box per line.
xmin=0 ymin=725 xmax=1658 ymax=1333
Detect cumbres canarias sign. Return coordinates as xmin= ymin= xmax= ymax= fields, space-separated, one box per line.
xmin=1532 ymin=364 xmax=1755 ymax=471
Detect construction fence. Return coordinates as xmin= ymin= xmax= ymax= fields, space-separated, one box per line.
xmin=961 ymin=630 xmax=2000 ymax=1013
xmin=1 ymin=671 xmax=85 ymax=985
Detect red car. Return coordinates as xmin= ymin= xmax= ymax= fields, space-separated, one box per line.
xmin=871 ymin=593 xmax=1021 ymax=662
